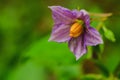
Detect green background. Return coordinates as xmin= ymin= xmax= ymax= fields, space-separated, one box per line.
xmin=0 ymin=0 xmax=120 ymax=80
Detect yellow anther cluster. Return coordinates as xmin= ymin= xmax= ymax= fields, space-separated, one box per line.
xmin=69 ymin=21 xmax=83 ymax=38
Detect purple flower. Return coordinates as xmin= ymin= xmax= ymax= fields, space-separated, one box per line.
xmin=49 ymin=6 xmax=103 ymax=60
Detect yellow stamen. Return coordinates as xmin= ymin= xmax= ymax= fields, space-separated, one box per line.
xmin=69 ymin=22 xmax=83 ymax=38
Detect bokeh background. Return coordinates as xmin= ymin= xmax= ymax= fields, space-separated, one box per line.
xmin=0 ymin=0 xmax=120 ymax=80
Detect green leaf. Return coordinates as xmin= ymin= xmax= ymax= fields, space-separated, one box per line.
xmin=22 ymin=35 xmax=76 ymax=66
xmin=7 ymin=61 xmax=46 ymax=80
xmin=102 ymin=26 xmax=116 ymax=42
xmin=104 ymin=49 xmax=120 ymax=73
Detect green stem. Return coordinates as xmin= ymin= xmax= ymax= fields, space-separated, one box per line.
xmin=89 ymin=13 xmax=112 ymax=17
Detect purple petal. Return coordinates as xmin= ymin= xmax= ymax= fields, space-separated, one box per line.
xmin=80 ymin=10 xmax=90 ymax=27
xmin=49 ymin=6 xmax=75 ymax=24
xmin=85 ymin=27 xmax=103 ymax=46
xmin=49 ymin=24 xmax=71 ymax=42
xmin=68 ymin=36 xmax=87 ymax=60
xmin=80 ymin=9 xmax=89 ymax=16
xmin=72 ymin=10 xmax=82 ymax=18
xmin=72 ymin=9 xmax=90 ymax=28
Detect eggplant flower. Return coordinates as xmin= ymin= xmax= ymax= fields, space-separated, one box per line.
xmin=49 ymin=6 xmax=103 ymax=60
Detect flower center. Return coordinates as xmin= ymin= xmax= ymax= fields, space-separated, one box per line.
xmin=69 ymin=20 xmax=84 ymax=38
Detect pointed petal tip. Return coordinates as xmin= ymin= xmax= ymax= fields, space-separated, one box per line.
xmin=75 ymin=53 xmax=85 ymax=61
xmin=100 ymin=40 xmax=104 ymax=44
xmin=48 ymin=6 xmax=61 ymax=9
xmin=48 ymin=6 xmax=51 ymax=8
xmin=80 ymin=9 xmax=89 ymax=15
xmin=93 ymin=41 xmax=104 ymax=46
xmin=48 ymin=39 xmax=51 ymax=42
xmin=48 ymin=6 xmax=54 ymax=10
xmin=48 ymin=6 xmax=54 ymax=9
xmin=74 ymin=49 xmax=87 ymax=61
xmin=76 ymin=57 xmax=80 ymax=61
xmin=96 ymin=38 xmax=104 ymax=45
xmin=48 ymin=36 xmax=52 ymax=42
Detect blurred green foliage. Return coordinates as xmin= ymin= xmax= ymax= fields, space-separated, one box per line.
xmin=0 ymin=0 xmax=120 ymax=80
